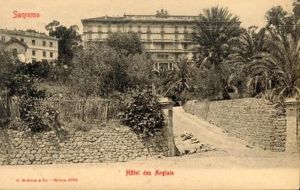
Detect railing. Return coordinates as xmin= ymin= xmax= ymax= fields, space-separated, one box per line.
xmin=10 ymin=97 xmax=120 ymax=123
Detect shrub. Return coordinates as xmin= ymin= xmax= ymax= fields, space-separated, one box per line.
xmin=118 ymin=88 xmax=165 ymax=138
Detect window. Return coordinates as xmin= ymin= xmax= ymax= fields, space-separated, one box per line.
xmin=147 ymin=33 xmax=151 ymax=41
xmin=128 ymin=25 xmax=132 ymax=32
xmin=43 ymin=41 xmax=46 ymax=46
xmin=87 ymin=25 xmax=93 ymax=32
xmin=175 ymin=53 xmax=179 ymax=60
xmin=147 ymin=25 xmax=151 ymax=33
xmin=50 ymin=52 xmax=53 ymax=58
xmin=161 ymin=24 xmax=165 ymax=33
xmin=138 ymin=25 xmax=141 ymax=33
xmin=184 ymin=26 xmax=187 ymax=33
xmin=183 ymin=44 xmax=188 ymax=50
xmin=175 ymin=43 xmax=178 ymax=49
xmin=43 ymin=51 xmax=46 ymax=57
xmin=87 ymin=33 xmax=92 ymax=40
xmin=32 ymin=50 xmax=36 ymax=56
xmin=1 ymin=36 xmax=5 ymax=42
xmin=175 ymin=26 xmax=178 ymax=33
xmin=20 ymin=38 xmax=24 ymax=42
xmin=161 ymin=44 xmax=165 ymax=50
xmin=184 ymin=33 xmax=190 ymax=40
xmin=107 ymin=24 xmax=111 ymax=33
xmin=50 ymin=42 xmax=53 ymax=47
xmin=32 ymin=40 xmax=35 ymax=45
xmin=161 ymin=33 xmax=164 ymax=40
xmin=98 ymin=25 xmax=102 ymax=32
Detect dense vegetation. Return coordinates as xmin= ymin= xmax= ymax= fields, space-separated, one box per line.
xmin=0 ymin=3 xmax=299 ymax=135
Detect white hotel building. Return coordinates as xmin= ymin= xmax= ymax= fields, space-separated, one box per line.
xmin=81 ymin=10 xmax=197 ymax=70
xmin=0 ymin=29 xmax=58 ymax=63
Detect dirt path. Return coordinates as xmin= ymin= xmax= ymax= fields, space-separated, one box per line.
xmin=173 ymin=107 xmax=275 ymax=157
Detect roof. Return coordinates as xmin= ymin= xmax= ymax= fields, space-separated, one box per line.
xmin=0 ymin=28 xmax=58 ymax=41
xmin=4 ymin=37 xmax=29 ymax=49
xmin=82 ymin=14 xmax=198 ymax=24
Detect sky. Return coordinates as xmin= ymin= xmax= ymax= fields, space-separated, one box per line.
xmin=0 ymin=0 xmax=294 ymax=33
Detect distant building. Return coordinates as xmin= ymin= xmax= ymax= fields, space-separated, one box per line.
xmin=0 ymin=29 xmax=58 ymax=63
xmin=81 ymin=10 xmax=197 ymax=70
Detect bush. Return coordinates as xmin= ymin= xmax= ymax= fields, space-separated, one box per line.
xmin=118 ymin=88 xmax=165 ymax=138
xmin=15 ymin=60 xmax=50 ymax=79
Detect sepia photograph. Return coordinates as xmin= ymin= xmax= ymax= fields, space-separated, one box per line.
xmin=0 ymin=0 xmax=299 ymax=189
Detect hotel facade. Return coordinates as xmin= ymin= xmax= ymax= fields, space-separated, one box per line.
xmin=0 ymin=29 xmax=58 ymax=63
xmin=81 ymin=10 xmax=197 ymax=70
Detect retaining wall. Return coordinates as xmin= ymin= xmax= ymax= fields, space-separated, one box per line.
xmin=184 ymin=98 xmax=287 ymax=151
xmin=0 ymin=125 xmax=169 ymax=165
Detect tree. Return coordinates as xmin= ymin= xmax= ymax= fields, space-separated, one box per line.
xmin=119 ymin=88 xmax=165 ymax=138
xmin=125 ymin=53 xmax=153 ymax=88
xmin=70 ymin=42 xmax=152 ymax=97
xmin=0 ymin=48 xmax=16 ymax=91
xmin=106 ymin=32 xmax=143 ymax=56
xmin=45 ymin=20 xmax=82 ymax=64
xmin=70 ymin=43 xmax=111 ymax=97
xmin=158 ymin=59 xmax=193 ymax=102
xmin=225 ymin=26 xmax=268 ymax=97
xmin=266 ymin=6 xmax=298 ymax=40
xmin=192 ymin=6 xmax=242 ymax=99
xmin=246 ymin=28 xmax=300 ymax=98
xmin=293 ymin=1 xmax=300 ymax=20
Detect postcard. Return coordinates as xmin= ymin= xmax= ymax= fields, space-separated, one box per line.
xmin=0 ymin=0 xmax=299 ymax=189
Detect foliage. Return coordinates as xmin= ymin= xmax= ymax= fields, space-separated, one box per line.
xmin=106 ymin=32 xmax=143 ymax=56
xmin=225 ymin=26 xmax=268 ymax=97
xmin=246 ymin=28 xmax=300 ymax=98
xmin=70 ymin=43 xmax=115 ymax=97
xmin=125 ymin=53 xmax=153 ymax=88
xmin=15 ymin=60 xmax=50 ymax=79
xmin=118 ymin=88 xmax=165 ymax=138
xmin=0 ymin=49 xmax=17 ymax=90
xmin=265 ymin=6 xmax=296 ymax=36
xmin=189 ymin=66 xmax=225 ymax=100
xmin=48 ymin=61 xmax=72 ymax=84
xmin=18 ymin=96 xmax=50 ymax=132
xmin=45 ymin=20 xmax=82 ymax=64
xmin=155 ymin=59 xmax=194 ymax=102
xmin=7 ymin=73 xmax=48 ymax=132
xmin=293 ymin=1 xmax=300 ymax=20
xmin=71 ymin=43 xmax=152 ymax=97
xmin=192 ymin=6 xmax=243 ymax=99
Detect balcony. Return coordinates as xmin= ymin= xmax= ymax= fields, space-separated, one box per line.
xmin=152 ymin=39 xmax=174 ymax=43
xmin=152 ymin=57 xmax=175 ymax=62
xmin=145 ymin=48 xmax=196 ymax=53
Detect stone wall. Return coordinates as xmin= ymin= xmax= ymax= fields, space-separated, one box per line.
xmin=0 ymin=125 xmax=169 ymax=165
xmin=184 ymin=98 xmax=287 ymax=151
xmin=298 ymin=109 xmax=300 ymax=150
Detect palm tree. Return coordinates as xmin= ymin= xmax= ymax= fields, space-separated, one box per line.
xmin=247 ymin=28 xmax=300 ymax=98
xmin=154 ymin=59 xmax=193 ymax=102
xmin=225 ymin=26 xmax=268 ymax=97
xmin=192 ymin=6 xmax=242 ymax=99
